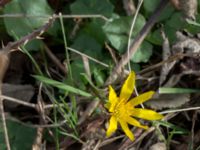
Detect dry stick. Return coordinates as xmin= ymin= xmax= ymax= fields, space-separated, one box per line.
xmin=0 ymin=16 xmax=55 ymax=150
xmin=138 ymin=53 xmax=197 ymax=75
xmin=0 ymin=15 xmax=55 ymax=52
xmin=105 ymin=43 xmax=118 ymax=65
xmin=43 ymin=44 xmax=67 ymax=75
xmin=0 ymin=51 xmax=10 ymax=150
xmin=123 ymin=0 xmax=136 ymax=15
xmin=0 ymin=14 xmax=109 ymax=21
xmin=0 ymin=95 xmax=71 ymax=110
xmin=0 ymin=95 xmax=36 ymax=108
xmin=105 ymin=0 xmax=169 ymax=85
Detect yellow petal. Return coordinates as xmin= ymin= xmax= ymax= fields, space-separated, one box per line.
xmin=119 ymin=71 xmax=135 ymax=102
xmin=107 ymin=85 xmax=118 ymax=112
xmin=126 ymin=117 xmax=149 ymax=130
xmin=127 ymin=91 xmax=155 ymax=107
xmin=130 ymin=108 xmax=164 ymax=120
xmin=106 ymin=116 xmax=118 ymax=137
xmin=109 ymin=85 xmax=118 ymax=103
xmin=119 ymin=120 xmax=135 ymax=141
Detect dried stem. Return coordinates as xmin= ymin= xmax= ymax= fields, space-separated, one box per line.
xmin=0 ymin=88 xmax=11 ymax=150
xmin=0 ymin=49 xmax=10 ymax=150
xmin=105 ymin=0 xmax=169 ymax=85
xmin=0 ymin=14 xmax=109 ymax=21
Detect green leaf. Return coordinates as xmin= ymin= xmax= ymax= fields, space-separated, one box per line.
xmin=103 ymin=15 xmax=146 ymax=52
xmin=71 ymin=33 xmax=103 ymax=60
xmin=144 ymin=0 xmax=174 ymax=21
xmin=3 ymin=0 xmax=54 ymax=50
xmin=130 ymin=63 xmax=141 ymax=72
xmin=131 ymin=41 xmax=153 ymax=63
xmin=103 ymin=15 xmax=154 ymax=63
xmin=158 ymin=4 xmax=175 ymax=22
xmin=68 ymin=60 xmax=87 ymax=89
xmin=34 ymin=75 xmax=92 ymax=97
xmin=185 ymin=14 xmax=200 ymax=34
xmin=22 ymin=1 xmax=53 ymax=26
xmin=70 ymin=0 xmax=114 ymax=17
xmin=0 ymin=120 xmax=36 ymax=150
xmin=162 ymin=12 xmax=187 ymax=44
xmin=164 ymin=25 xmax=177 ymax=43
xmin=166 ymin=13 xmax=186 ymax=30
xmin=143 ymin=0 xmax=160 ymax=14
xmin=155 ymin=121 xmax=189 ymax=135
xmin=93 ymin=68 xmax=106 ymax=87
xmin=83 ymin=20 xmax=106 ymax=45
xmin=146 ymin=29 xmax=163 ymax=46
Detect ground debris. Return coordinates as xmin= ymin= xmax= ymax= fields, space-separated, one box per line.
xmin=149 ymin=142 xmax=166 ymax=150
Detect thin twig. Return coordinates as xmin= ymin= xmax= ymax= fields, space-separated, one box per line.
xmin=0 ymin=50 xmax=10 ymax=150
xmin=99 ymin=135 xmax=124 ymax=148
xmin=0 ymin=95 xmax=69 ymax=110
xmin=0 ymin=14 xmax=109 ymax=21
xmin=82 ymin=56 xmax=91 ymax=79
xmin=43 ymin=44 xmax=67 ymax=75
xmin=105 ymin=43 xmax=118 ymax=64
xmin=105 ymin=0 xmax=169 ymax=85
xmin=160 ymin=106 xmax=200 ymax=114
xmin=123 ymin=0 xmax=136 ymax=15
xmin=138 ymin=53 xmax=198 ymax=75
xmin=67 ymin=47 xmax=109 ymax=68
xmin=0 ymin=95 xmax=36 ymax=108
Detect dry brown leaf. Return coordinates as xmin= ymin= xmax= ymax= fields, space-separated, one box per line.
xmin=180 ymin=0 xmax=197 ymax=20
xmin=160 ymin=31 xmax=200 ymax=86
xmin=145 ymin=93 xmax=190 ymax=109
xmin=160 ymin=31 xmax=176 ymax=85
xmin=170 ymin=0 xmax=197 ymax=20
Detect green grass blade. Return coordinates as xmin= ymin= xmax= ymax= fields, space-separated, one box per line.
xmin=155 ymin=120 xmax=189 ymax=135
xmin=159 ymin=87 xmax=200 ymax=94
xmin=34 ymin=75 xmax=92 ymax=97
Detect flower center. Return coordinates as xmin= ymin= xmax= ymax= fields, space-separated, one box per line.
xmin=113 ymin=99 xmax=129 ymax=119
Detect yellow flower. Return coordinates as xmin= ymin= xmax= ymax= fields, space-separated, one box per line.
xmin=106 ymin=71 xmax=163 ymax=141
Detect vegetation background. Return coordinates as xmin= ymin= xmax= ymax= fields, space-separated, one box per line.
xmin=0 ymin=0 xmax=200 ymax=149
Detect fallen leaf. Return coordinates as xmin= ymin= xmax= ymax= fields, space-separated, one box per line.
xmin=145 ymin=93 xmax=190 ymax=109
xmin=2 ymin=83 xmax=34 ymax=109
